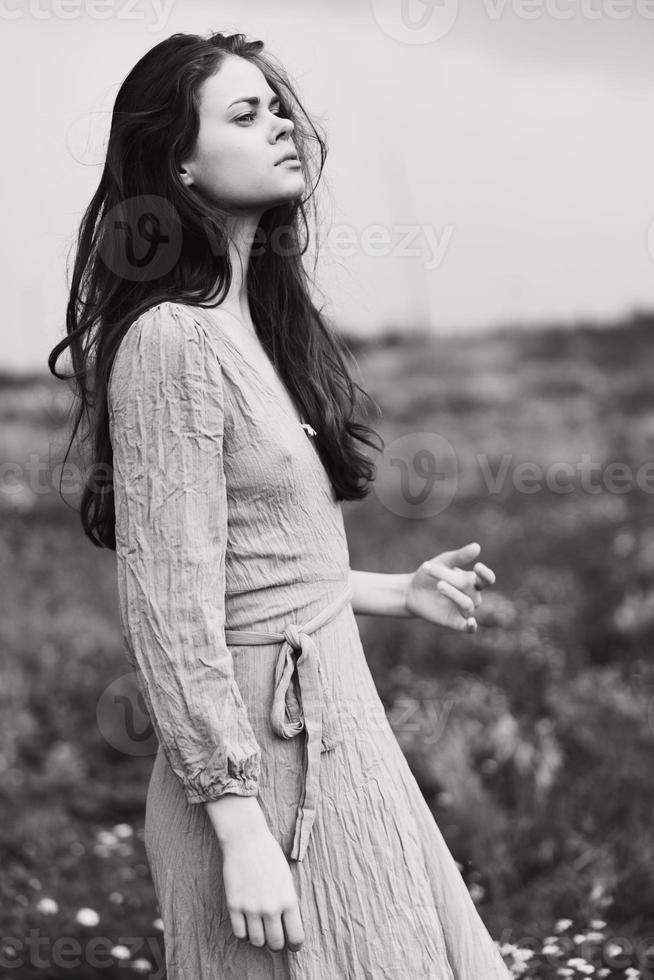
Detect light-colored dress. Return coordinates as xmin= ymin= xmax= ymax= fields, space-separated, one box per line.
xmin=108 ymin=301 xmax=512 ymax=980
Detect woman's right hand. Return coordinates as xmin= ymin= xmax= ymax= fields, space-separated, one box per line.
xmin=220 ymin=825 xmax=305 ymax=953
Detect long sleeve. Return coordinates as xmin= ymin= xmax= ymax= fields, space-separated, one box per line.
xmin=108 ymin=301 xmax=261 ymax=803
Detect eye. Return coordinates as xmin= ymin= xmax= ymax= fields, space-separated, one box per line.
xmin=235 ymin=106 xmax=285 ymax=124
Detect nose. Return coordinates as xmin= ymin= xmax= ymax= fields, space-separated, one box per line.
xmin=272 ymin=112 xmax=294 ymax=143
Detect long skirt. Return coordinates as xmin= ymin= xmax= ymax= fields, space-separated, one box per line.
xmin=144 ymin=591 xmax=512 ymax=980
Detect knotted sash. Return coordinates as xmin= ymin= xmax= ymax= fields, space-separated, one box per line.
xmin=224 ymin=582 xmax=354 ymax=861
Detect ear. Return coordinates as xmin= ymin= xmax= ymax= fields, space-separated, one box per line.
xmin=179 ymin=163 xmax=194 ymax=188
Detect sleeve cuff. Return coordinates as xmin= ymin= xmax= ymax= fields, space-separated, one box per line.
xmin=184 ymin=774 xmax=260 ymax=804
xmin=182 ymin=748 xmax=261 ymax=804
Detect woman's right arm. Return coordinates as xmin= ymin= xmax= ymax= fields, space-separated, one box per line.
xmin=108 ymin=301 xmax=304 ymax=953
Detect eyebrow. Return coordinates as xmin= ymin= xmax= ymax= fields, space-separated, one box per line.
xmin=227 ymin=93 xmax=281 ymax=110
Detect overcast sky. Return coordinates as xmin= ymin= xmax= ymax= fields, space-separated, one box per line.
xmin=3 ymin=0 xmax=654 ymax=371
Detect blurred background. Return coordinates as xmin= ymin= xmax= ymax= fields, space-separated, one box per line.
xmin=2 ymin=1 xmax=654 ymax=978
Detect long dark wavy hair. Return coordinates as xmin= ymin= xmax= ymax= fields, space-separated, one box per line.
xmin=48 ymin=30 xmax=384 ymax=550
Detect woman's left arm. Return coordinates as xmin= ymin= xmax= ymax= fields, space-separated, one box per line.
xmin=348 ymin=569 xmax=414 ymax=618
xmin=348 ymin=541 xmax=496 ymax=633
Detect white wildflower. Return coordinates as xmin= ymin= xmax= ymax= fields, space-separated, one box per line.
xmin=75 ymin=908 xmax=100 ymax=927
xmin=96 ymin=830 xmax=118 ymax=847
xmin=566 ymin=956 xmax=595 ymax=974
xmin=112 ymin=823 xmax=133 ymax=839
xmin=35 ymin=897 xmax=58 ymax=915
xmin=131 ymin=958 xmax=153 ymax=973
xmin=110 ymin=945 xmax=131 ymax=960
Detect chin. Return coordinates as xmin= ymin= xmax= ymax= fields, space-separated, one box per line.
xmin=280 ymin=172 xmax=305 ymax=189
xmin=273 ymin=179 xmax=306 ymax=203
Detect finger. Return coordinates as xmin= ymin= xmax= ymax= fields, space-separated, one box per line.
xmin=246 ymin=914 xmax=265 ymax=948
xmin=262 ymin=913 xmax=286 ymax=953
xmin=473 ymin=562 xmax=496 ymax=587
xmin=425 ymin=562 xmax=477 ymax=594
xmin=435 ymin=565 xmax=482 ymax=606
xmin=447 ymin=609 xmax=479 ymax=633
xmin=283 ymin=907 xmax=305 ymax=952
xmin=437 ymin=579 xmax=476 ymax=617
xmin=436 ymin=542 xmax=481 ymax=569
xmin=230 ymin=911 xmax=248 ymax=941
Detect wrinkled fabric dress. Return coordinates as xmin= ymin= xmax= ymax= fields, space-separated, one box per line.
xmin=108 ymin=301 xmax=512 ymax=980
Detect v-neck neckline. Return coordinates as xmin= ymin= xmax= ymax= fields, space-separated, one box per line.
xmin=189 ymin=304 xmax=310 ymax=435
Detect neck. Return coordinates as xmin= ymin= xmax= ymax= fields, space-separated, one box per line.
xmin=210 ymin=212 xmax=262 ymax=333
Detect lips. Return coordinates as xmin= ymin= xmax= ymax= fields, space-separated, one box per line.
xmin=276 ymin=151 xmax=299 ymax=165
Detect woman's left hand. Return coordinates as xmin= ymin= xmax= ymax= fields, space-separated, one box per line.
xmin=404 ymin=541 xmax=496 ymax=633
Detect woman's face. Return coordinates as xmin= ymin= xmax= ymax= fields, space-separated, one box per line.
xmin=180 ymin=55 xmax=305 ymax=212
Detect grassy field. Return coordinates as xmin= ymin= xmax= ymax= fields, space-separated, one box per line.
xmin=1 ymin=313 xmax=654 ymax=979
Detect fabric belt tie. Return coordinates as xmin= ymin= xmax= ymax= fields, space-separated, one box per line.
xmin=224 ymin=582 xmax=354 ymax=862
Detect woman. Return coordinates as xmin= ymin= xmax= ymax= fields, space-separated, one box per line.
xmin=49 ymin=30 xmax=512 ymax=980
